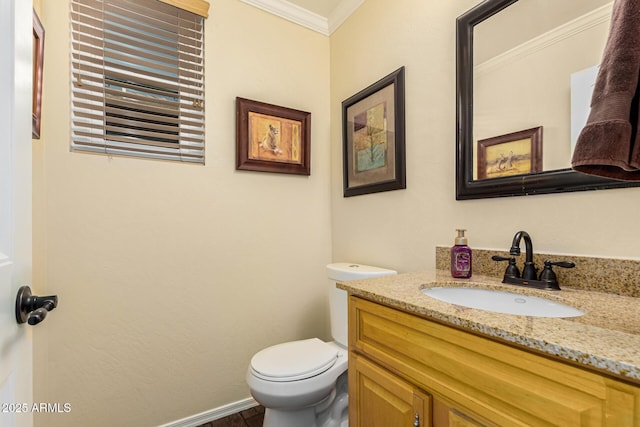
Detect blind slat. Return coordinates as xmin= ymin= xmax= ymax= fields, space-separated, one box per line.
xmin=71 ymin=0 xmax=205 ymax=163
xmin=71 ymin=140 xmax=205 ymax=161
xmin=72 ymin=62 xmax=201 ymax=96
xmin=72 ymin=55 xmax=203 ymax=101
xmin=71 ymin=125 xmax=204 ymax=150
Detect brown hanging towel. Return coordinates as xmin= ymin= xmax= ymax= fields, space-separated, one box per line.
xmin=571 ymin=0 xmax=640 ymax=180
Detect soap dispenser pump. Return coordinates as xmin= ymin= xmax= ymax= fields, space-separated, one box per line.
xmin=451 ymin=229 xmax=472 ymax=278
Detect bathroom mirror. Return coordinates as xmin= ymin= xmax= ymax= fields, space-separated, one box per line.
xmin=456 ymin=0 xmax=640 ymax=199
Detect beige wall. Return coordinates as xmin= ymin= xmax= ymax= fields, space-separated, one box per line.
xmin=31 ymin=0 xmax=640 ymax=426
xmin=33 ymin=1 xmax=331 ymax=426
xmin=329 ymin=0 xmax=640 ymax=272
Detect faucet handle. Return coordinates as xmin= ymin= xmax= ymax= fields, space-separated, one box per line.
xmin=538 ymin=260 xmax=575 ymax=288
xmin=491 ymin=255 xmax=521 ymax=278
xmin=545 ymin=260 xmax=575 ymax=269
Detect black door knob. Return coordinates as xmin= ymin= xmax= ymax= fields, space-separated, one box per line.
xmin=15 ymin=286 xmax=58 ymax=325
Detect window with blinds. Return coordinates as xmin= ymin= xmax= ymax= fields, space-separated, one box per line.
xmin=70 ymin=0 xmax=205 ymax=163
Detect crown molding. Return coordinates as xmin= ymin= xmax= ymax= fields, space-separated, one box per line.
xmin=240 ymin=0 xmax=329 ymax=35
xmin=240 ymin=0 xmax=364 ymax=36
xmin=476 ymin=2 xmax=613 ymax=75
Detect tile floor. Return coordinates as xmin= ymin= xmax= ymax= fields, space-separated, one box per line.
xmin=196 ymin=405 xmax=264 ymax=427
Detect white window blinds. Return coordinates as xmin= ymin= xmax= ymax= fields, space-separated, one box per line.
xmin=71 ymin=0 xmax=205 ymax=163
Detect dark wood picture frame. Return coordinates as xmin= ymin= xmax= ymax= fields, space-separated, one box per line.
xmin=236 ymin=97 xmax=311 ymax=175
xmin=342 ymin=67 xmax=406 ymax=197
xmin=477 ymin=126 xmax=542 ymax=179
xmin=32 ymin=9 xmax=45 ymax=139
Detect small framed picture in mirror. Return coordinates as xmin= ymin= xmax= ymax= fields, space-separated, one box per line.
xmin=477 ymin=126 xmax=542 ymax=180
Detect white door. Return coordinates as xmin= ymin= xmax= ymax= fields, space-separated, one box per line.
xmin=0 ymin=0 xmax=35 ymax=427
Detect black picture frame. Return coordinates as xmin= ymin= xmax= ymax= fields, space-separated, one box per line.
xmin=342 ymin=67 xmax=406 ymax=197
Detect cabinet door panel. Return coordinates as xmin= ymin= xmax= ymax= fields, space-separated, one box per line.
xmin=350 ymin=352 xmax=431 ymax=427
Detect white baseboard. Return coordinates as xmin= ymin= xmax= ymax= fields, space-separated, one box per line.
xmin=158 ymin=397 xmax=259 ymax=427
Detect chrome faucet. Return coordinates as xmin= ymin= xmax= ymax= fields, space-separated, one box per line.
xmin=509 ymin=231 xmax=537 ymax=280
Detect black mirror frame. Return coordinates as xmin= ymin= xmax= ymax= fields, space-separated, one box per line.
xmin=455 ymin=0 xmax=640 ymax=200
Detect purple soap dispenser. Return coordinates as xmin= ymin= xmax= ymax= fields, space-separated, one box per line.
xmin=451 ymin=229 xmax=472 ymax=278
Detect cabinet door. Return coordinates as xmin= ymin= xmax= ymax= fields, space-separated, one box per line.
xmin=350 ymin=352 xmax=431 ymax=427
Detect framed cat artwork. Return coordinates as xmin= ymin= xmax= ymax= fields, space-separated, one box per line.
xmin=236 ymin=97 xmax=311 ymax=175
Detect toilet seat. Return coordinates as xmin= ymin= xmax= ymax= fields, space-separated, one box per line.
xmin=250 ymin=338 xmax=338 ymax=382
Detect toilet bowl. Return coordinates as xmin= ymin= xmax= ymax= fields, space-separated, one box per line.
xmin=247 ymin=339 xmax=348 ymax=425
xmin=246 ymin=263 xmax=397 ymax=427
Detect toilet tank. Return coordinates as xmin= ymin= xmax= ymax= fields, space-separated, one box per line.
xmin=327 ymin=263 xmax=397 ymax=347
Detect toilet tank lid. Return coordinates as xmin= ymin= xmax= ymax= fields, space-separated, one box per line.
xmin=326 ymin=263 xmax=397 ymax=281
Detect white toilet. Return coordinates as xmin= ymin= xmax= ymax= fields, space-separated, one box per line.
xmin=246 ymin=263 xmax=397 ymax=427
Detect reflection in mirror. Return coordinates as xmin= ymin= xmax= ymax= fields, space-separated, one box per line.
xmin=456 ymin=0 xmax=640 ymax=199
xmin=473 ymin=0 xmax=611 ymax=179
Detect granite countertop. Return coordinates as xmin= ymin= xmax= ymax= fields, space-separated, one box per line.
xmin=337 ymin=270 xmax=640 ymax=386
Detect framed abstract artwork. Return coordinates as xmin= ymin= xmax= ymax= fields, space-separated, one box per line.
xmin=342 ymin=67 xmax=406 ymax=197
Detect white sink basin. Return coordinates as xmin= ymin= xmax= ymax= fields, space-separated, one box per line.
xmin=421 ymin=287 xmax=585 ymax=318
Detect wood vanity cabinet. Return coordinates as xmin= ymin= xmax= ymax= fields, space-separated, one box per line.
xmin=348 ymin=296 xmax=640 ymax=426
